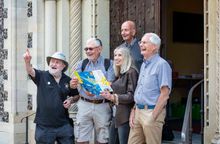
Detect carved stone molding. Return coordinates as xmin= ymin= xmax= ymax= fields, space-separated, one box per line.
xmin=27 ymin=1 xmax=32 ymax=17
xmin=3 ymin=28 xmax=7 ymax=39
xmin=27 ymin=94 xmax=32 ymax=110
xmin=68 ymin=0 xmax=82 ymax=118
xmin=0 ymin=0 xmax=8 ymax=123
xmin=27 ymin=32 xmax=33 ymax=48
xmin=3 ymin=8 xmax=7 ymax=18
xmin=69 ymin=0 xmax=81 ymax=77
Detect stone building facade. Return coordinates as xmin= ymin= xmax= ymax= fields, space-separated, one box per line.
xmin=0 ymin=0 xmax=219 ymax=144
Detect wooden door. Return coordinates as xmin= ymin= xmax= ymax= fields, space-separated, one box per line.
xmin=110 ymin=0 xmax=160 ymax=57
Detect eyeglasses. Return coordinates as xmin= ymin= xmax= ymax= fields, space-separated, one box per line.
xmin=84 ymin=46 xmax=98 ymax=51
xmin=138 ymin=41 xmax=149 ymax=45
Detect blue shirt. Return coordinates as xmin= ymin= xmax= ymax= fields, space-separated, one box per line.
xmin=120 ymin=38 xmax=143 ymax=71
xmin=134 ymin=54 xmax=172 ymax=105
xmin=76 ymin=55 xmax=115 ymax=100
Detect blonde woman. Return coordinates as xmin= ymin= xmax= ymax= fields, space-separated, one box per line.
xmin=101 ymin=46 xmax=139 ymax=144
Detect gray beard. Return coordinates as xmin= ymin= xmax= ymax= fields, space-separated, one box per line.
xmin=48 ymin=67 xmax=62 ymax=78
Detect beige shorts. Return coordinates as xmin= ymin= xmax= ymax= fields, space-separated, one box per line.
xmin=74 ymin=99 xmax=112 ymax=143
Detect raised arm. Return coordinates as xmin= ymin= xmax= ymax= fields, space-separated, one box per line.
xmin=23 ymin=49 xmax=35 ymax=78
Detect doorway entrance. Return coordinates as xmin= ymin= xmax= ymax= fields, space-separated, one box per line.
xmin=110 ymin=0 xmax=204 ymax=141
xmin=161 ymin=0 xmax=204 ymax=135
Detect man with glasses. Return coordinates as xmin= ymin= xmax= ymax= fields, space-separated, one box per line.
xmin=120 ymin=20 xmax=143 ymax=71
xmin=128 ymin=33 xmax=172 ymax=144
xmin=70 ymin=38 xmax=115 ymax=144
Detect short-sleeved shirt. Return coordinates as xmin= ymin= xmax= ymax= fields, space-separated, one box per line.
xmin=30 ymin=69 xmax=79 ymax=127
xmin=134 ymin=54 xmax=172 ymax=106
xmin=75 ymin=55 xmax=115 ymax=100
xmin=120 ymin=38 xmax=143 ymax=71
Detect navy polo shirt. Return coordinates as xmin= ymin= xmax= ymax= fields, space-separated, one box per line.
xmin=30 ymin=69 xmax=78 ymax=127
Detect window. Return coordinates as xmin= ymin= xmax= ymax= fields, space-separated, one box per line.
xmin=173 ymin=12 xmax=204 ymax=43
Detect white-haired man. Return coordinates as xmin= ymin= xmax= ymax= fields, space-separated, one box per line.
xmin=128 ymin=33 xmax=172 ymax=144
xmin=23 ymin=49 xmax=79 ymax=144
xmin=70 ymin=38 xmax=115 ymax=144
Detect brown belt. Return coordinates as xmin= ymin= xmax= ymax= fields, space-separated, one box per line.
xmin=80 ymin=96 xmax=110 ymax=104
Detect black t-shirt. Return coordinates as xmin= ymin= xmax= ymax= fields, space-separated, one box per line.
xmin=30 ymin=69 xmax=78 ymax=127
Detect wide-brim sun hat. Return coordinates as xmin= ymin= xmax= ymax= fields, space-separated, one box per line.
xmin=46 ymin=52 xmax=68 ymax=72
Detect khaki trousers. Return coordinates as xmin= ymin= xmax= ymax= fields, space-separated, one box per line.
xmin=128 ymin=107 xmax=166 ymax=144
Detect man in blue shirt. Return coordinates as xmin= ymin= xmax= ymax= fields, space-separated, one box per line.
xmin=128 ymin=33 xmax=172 ymax=144
xmin=70 ymin=38 xmax=115 ymax=144
xmin=120 ymin=20 xmax=143 ymax=71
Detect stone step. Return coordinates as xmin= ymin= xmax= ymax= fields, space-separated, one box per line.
xmin=162 ymin=131 xmax=202 ymax=144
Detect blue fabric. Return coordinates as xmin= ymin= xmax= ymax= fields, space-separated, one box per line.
xmin=134 ymin=54 xmax=172 ymax=106
xmin=120 ymin=38 xmax=143 ymax=71
xmin=109 ymin=117 xmax=130 ymax=144
xmin=35 ymin=124 xmax=74 ymax=144
xmin=75 ymin=56 xmax=115 ymax=100
xmin=136 ymin=103 xmax=155 ymax=109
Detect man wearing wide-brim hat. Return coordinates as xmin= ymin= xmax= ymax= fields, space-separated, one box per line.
xmin=23 ymin=49 xmax=78 ymax=144
xmin=46 ymin=51 xmax=69 ymax=72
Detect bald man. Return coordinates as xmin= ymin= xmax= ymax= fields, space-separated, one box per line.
xmin=120 ymin=20 xmax=143 ymax=71
xmin=108 ymin=20 xmax=143 ymax=144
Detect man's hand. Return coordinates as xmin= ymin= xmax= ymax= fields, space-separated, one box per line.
xmin=129 ymin=108 xmax=135 ymax=128
xmin=63 ymin=99 xmax=71 ymax=109
xmin=100 ymin=90 xmax=114 ymax=101
xmin=23 ymin=49 xmax=32 ymax=64
xmin=71 ymin=95 xmax=80 ymax=103
xmin=70 ymin=77 xmax=79 ymax=89
xmin=70 ymin=77 xmax=95 ymax=96
xmin=23 ymin=49 xmax=35 ymax=77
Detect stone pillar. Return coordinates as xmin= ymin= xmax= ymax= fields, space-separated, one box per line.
xmin=57 ymin=0 xmax=69 ymax=62
xmin=45 ymin=0 xmax=56 ymax=67
xmin=27 ymin=0 xmax=45 ymax=143
xmin=96 ymin=0 xmax=110 ymax=58
xmin=204 ymin=0 xmax=220 ymax=143
xmin=211 ymin=0 xmax=220 ymax=143
xmin=69 ymin=0 xmax=81 ymax=76
xmin=0 ymin=0 xmax=8 ymax=125
xmin=81 ymin=0 xmax=110 ymax=59
xmin=68 ymin=0 xmax=82 ymax=125
xmin=0 ymin=0 xmax=29 ymax=143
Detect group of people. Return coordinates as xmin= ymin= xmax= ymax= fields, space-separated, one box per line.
xmin=23 ymin=20 xmax=172 ymax=144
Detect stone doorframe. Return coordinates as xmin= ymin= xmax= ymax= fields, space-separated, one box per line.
xmin=204 ymin=0 xmax=220 ymax=144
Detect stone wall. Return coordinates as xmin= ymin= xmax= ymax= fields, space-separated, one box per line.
xmin=0 ymin=0 xmax=8 ymax=123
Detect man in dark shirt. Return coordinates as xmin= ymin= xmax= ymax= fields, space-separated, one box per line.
xmin=23 ymin=49 xmax=78 ymax=144
xmin=120 ymin=20 xmax=143 ymax=71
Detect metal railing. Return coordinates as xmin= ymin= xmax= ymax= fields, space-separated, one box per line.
xmin=21 ymin=112 xmax=36 ymax=144
xmin=181 ymin=79 xmax=204 ymax=144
